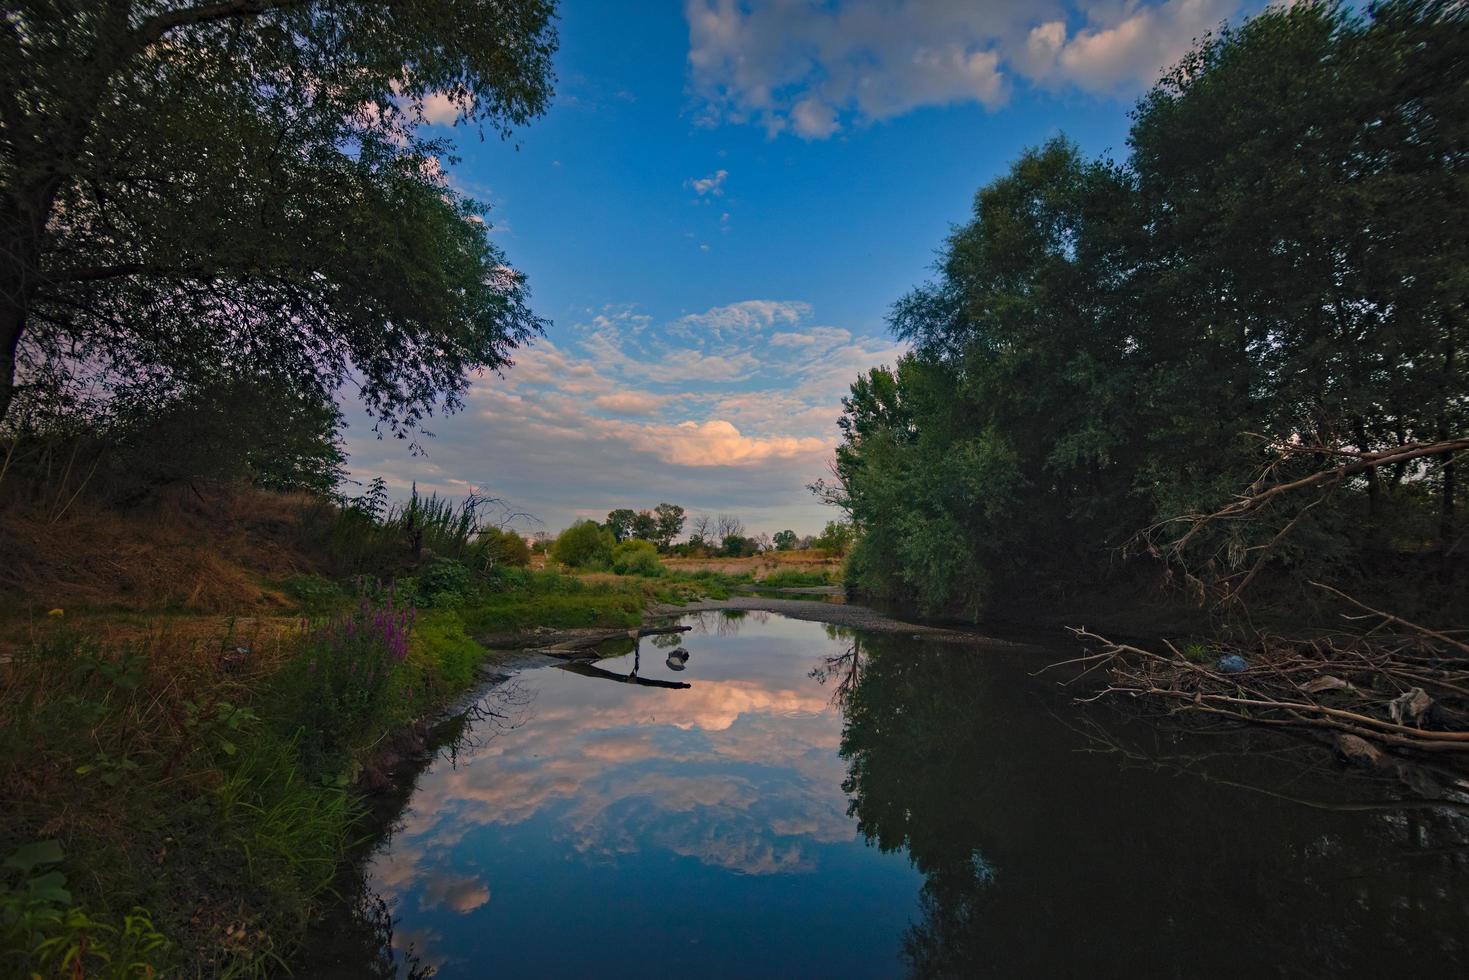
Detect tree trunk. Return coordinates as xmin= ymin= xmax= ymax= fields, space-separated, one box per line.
xmin=1443 ymin=311 xmax=1460 ymax=575
xmin=0 ymin=200 xmax=47 ymax=427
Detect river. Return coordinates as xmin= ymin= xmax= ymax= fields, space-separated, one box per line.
xmin=312 ymin=609 xmax=1469 ymax=977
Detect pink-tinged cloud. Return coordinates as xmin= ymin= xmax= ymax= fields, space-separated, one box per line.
xmin=420 ymin=90 xmax=460 ymax=125
xmin=591 ymin=391 xmax=675 ymax=416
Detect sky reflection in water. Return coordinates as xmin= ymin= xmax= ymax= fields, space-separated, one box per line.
xmin=361 ymin=611 xmax=1469 ymax=979
xmin=366 ymin=611 xmax=919 ymax=977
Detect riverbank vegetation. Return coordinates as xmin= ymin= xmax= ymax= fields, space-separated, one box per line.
xmin=824 ymin=0 xmax=1468 ymax=770
xmin=0 ymin=476 xmax=718 ymax=976
xmin=830 ymin=0 xmax=1466 ymax=624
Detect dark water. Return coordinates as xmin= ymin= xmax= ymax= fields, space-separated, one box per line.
xmin=342 ymin=611 xmax=1468 ymax=978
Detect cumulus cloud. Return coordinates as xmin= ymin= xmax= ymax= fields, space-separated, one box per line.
xmin=364 ymin=620 xmax=858 ymax=884
xmin=686 ymin=0 xmax=1244 ymax=139
xmin=342 ymin=298 xmax=906 ymax=535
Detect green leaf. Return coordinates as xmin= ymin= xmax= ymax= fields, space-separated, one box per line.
xmin=3 ymin=840 xmax=64 ymax=873
xmin=27 ymin=870 xmax=72 ymax=905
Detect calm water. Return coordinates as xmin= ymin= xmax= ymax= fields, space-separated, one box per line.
xmin=336 ymin=611 xmax=1468 ymax=978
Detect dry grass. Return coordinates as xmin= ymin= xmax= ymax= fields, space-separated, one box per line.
xmin=0 ymin=485 xmax=326 ymax=616
xmin=662 ymin=550 xmax=843 ymax=578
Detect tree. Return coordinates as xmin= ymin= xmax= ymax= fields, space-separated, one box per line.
xmin=773 ymin=530 xmax=798 ymax=551
xmin=813 ymin=520 xmax=855 ymax=556
xmin=721 ymin=534 xmax=757 ymax=558
xmin=653 ymin=503 xmax=686 ymax=550
xmin=631 ymin=510 xmax=658 ymax=542
xmin=715 ymin=514 xmax=744 ymax=540
xmin=831 ymin=0 xmax=1469 ymax=618
xmin=479 ymin=526 xmax=530 ymax=568
xmin=605 ymin=509 xmax=637 ymax=543
xmin=550 ymin=520 xmax=613 ymax=569
xmin=1 ymin=0 xmax=559 ymax=427
xmin=688 ymin=514 xmax=713 ymax=548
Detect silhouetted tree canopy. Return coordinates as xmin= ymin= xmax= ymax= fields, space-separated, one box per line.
xmin=1 ymin=0 xmax=558 ymax=429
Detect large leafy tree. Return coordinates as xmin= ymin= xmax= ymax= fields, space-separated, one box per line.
xmin=0 ymin=0 xmax=558 ymax=428
xmin=652 ymin=502 xmax=685 ymax=550
xmin=834 ymin=0 xmax=1469 ymax=618
xmin=604 ymin=508 xmax=637 ymax=543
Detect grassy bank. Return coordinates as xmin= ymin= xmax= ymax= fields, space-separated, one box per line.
xmin=0 ymin=489 xmax=733 ymax=978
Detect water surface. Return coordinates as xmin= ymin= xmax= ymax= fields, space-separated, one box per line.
xmin=344 ymin=611 xmax=1469 ymax=978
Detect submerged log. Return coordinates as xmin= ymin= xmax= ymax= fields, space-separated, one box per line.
xmin=533 ymin=624 xmax=692 ymax=657
xmin=480 ymin=623 xmax=691 ymax=654
xmin=556 ymin=659 xmax=691 ymax=690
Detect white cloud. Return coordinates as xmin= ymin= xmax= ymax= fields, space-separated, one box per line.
xmin=686 ymin=0 xmax=1244 ymax=139
xmin=676 ymin=299 xmax=812 ymax=337
xmin=342 ymin=300 xmax=907 ymax=535
xmin=420 ymin=90 xmax=460 ymax=125
xmin=790 ymin=97 xmax=840 ymax=139
xmin=591 ymin=390 xmax=675 ymax=416
xmin=685 ymin=169 xmax=730 ymax=195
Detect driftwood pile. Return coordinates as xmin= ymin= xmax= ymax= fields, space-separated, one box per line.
xmin=1064 ymin=587 xmax=1469 ymax=772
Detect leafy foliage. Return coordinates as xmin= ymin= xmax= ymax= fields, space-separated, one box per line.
xmin=611 ymin=538 xmax=663 ymax=576
xmin=551 ymin=520 xmax=615 ymax=569
xmin=2 ymin=0 xmax=559 ymax=430
xmin=478 ymin=526 xmax=532 ymax=568
xmin=834 ymin=0 xmax=1469 ymax=618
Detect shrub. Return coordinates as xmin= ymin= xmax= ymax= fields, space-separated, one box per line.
xmin=479 ymin=526 xmax=531 ymax=567
xmin=759 ymin=569 xmax=832 ymax=587
xmin=279 ymin=573 xmax=347 ymax=614
xmin=813 ymin=520 xmax=856 ymax=556
xmin=551 ymin=520 xmax=614 ymax=569
xmin=612 ymin=539 xmax=663 ymax=576
xmin=285 ymin=596 xmax=415 ymax=768
xmin=415 ymin=558 xmax=472 ymax=607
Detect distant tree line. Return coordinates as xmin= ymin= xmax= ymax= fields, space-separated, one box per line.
xmin=545 ymin=506 xmax=856 ymax=567
xmin=828 ymin=0 xmax=1468 ymax=620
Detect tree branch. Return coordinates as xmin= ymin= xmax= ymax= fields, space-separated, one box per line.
xmin=131 ymin=0 xmax=312 ymax=50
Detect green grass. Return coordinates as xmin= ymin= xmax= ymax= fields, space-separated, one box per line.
xmin=0 ymin=501 xmax=759 ymax=975
xmin=0 ymin=599 xmax=513 ymax=977
xmin=0 ymin=559 xmax=708 ymax=976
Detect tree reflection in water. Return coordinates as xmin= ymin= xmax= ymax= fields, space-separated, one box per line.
xmin=825 ymin=634 xmax=1469 ymax=978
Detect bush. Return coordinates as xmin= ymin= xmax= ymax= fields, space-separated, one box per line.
xmin=415 ymin=558 xmax=472 ymax=607
xmin=479 ymin=526 xmax=531 ymax=567
xmin=551 ymin=520 xmax=614 ymax=569
xmin=812 ymin=520 xmax=855 ymax=556
xmin=283 ymin=596 xmax=415 ymax=768
xmin=612 ymin=539 xmax=663 ymax=577
xmin=279 ymin=573 xmax=347 ymax=614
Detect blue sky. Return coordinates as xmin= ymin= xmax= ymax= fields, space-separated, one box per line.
xmin=345 ymin=0 xmax=1263 ymax=538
